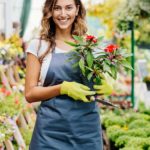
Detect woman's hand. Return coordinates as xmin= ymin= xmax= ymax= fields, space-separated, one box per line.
xmin=93 ymin=79 xmax=113 ymax=96
xmin=60 ymin=81 xmax=96 ymax=102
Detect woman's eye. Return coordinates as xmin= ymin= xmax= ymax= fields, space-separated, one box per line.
xmin=66 ymin=7 xmax=73 ymax=10
xmin=54 ymin=7 xmax=60 ymax=10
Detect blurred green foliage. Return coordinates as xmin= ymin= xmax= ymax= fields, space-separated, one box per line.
xmin=101 ymin=102 xmax=150 ymax=149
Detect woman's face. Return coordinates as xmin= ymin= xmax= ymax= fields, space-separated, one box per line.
xmin=52 ymin=0 xmax=79 ymax=30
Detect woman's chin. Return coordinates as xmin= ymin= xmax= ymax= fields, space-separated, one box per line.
xmin=57 ymin=24 xmax=72 ymax=30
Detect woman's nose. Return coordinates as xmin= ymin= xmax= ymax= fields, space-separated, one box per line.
xmin=61 ymin=8 xmax=67 ymax=16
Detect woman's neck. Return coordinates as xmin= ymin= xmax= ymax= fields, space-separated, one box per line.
xmin=55 ymin=28 xmax=73 ymax=41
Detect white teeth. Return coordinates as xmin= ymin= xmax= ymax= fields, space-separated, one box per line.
xmin=58 ymin=19 xmax=68 ymax=24
xmin=60 ymin=20 xmax=67 ymax=22
xmin=59 ymin=19 xmax=67 ymax=21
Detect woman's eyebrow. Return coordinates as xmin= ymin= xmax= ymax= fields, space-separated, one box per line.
xmin=66 ymin=4 xmax=73 ymax=6
xmin=54 ymin=4 xmax=73 ymax=7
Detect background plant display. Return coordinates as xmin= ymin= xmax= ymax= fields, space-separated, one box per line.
xmin=20 ymin=125 xmax=34 ymax=150
xmin=101 ymin=103 xmax=150 ymax=149
xmin=87 ymin=0 xmax=123 ymax=39
xmin=0 ymin=34 xmax=23 ymax=64
xmin=116 ymin=0 xmax=150 ymax=31
xmin=0 ymin=92 xmax=24 ymax=117
xmin=88 ymin=0 xmax=150 ymax=46
xmin=0 ymin=33 xmax=35 ymax=149
xmin=0 ymin=116 xmax=14 ymax=144
xmin=0 ymin=88 xmax=35 ymax=149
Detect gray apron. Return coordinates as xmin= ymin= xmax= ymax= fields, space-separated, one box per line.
xmin=29 ymin=50 xmax=103 ymax=150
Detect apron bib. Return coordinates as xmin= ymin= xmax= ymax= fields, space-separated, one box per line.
xmin=29 ymin=51 xmax=103 ymax=150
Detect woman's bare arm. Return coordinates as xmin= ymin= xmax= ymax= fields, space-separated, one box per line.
xmin=25 ymin=53 xmax=61 ymax=103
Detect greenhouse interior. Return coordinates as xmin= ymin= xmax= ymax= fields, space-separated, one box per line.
xmin=0 ymin=0 xmax=150 ymax=150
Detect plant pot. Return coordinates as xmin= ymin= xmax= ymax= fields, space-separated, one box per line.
xmin=145 ymin=82 xmax=150 ymax=90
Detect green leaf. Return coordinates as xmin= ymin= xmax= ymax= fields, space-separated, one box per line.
xmin=87 ymin=72 xmax=93 ymax=81
xmin=86 ymin=51 xmax=94 ymax=68
xmin=103 ymin=62 xmax=111 ymax=73
xmin=116 ymin=48 xmax=126 ymax=55
xmin=123 ymin=54 xmax=133 ymax=58
xmin=72 ymin=35 xmax=83 ymax=43
xmin=79 ymin=58 xmax=85 ymax=75
xmin=65 ymin=57 xmax=74 ymax=63
xmin=95 ymin=52 xmax=106 ymax=56
xmin=72 ymin=62 xmax=79 ymax=68
xmin=65 ymin=54 xmax=79 ymax=63
xmin=97 ymin=36 xmax=104 ymax=42
xmin=113 ymin=59 xmax=118 ymax=63
xmin=95 ymin=53 xmax=106 ymax=60
xmin=121 ymin=60 xmax=133 ymax=70
xmin=105 ymin=59 xmax=112 ymax=65
xmin=94 ymin=76 xmax=101 ymax=84
xmin=93 ymin=64 xmax=100 ymax=70
xmin=110 ymin=66 xmax=117 ymax=79
xmin=65 ymin=41 xmax=78 ymax=47
xmin=85 ymin=66 xmax=93 ymax=71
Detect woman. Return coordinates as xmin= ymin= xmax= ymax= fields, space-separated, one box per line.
xmin=25 ymin=0 xmax=108 ymax=149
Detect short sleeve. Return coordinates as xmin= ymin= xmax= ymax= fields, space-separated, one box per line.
xmin=26 ymin=39 xmax=39 ymax=58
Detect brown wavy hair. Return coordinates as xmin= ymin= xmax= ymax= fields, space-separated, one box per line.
xmin=38 ymin=0 xmax=87 ymax=62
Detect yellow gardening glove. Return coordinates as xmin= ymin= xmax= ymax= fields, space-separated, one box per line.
xmin=93 ymin=79 xmax=113 ymax=96
xmin=60 ymin=81 xmax=96 ymax=102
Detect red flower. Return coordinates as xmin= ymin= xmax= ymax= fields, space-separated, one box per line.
xmin=86 ymin=35 xmax=95 ymax=41
xmin=5 ymin=90 xmax=11 ymax=96
xmin=93 ymin=39 xmax=97 ymax=43
xmin=86 ymin=35 xmax=97 ymax=43
xmin=0 ymin=87 xmax=6 ymax=93
xmin=15 ymin=99 xmax=20 ymax=105
xmin=104 ymin=44 xmax=119 ymax=53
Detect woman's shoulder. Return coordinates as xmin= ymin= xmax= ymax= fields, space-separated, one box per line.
xmin=26 ymin=37 xmax=50 ymax=57
xmin=28 ymin=37 xmax=49 ymax=46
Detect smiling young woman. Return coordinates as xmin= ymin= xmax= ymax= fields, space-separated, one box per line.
xmin=25 ymin=0 xmax=103 ymax=149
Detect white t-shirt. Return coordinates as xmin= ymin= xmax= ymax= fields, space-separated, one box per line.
xmin=26 ymin=39 xmax=68 ymax=86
